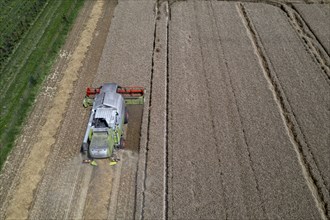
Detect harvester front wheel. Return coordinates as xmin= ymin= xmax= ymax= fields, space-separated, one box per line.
xmin=118 ymin=138 xmax=126 ymax=149
xmin=81 ymin=143 xmax=90 ymax=160
xmin=124 ymin=108 xmax=129 ymax=124
xmin=81 ymin=143 xmax=88 ymax=153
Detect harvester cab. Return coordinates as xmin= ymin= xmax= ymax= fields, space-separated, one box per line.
xmin=81 ymin=83 xmax=144 ymax=160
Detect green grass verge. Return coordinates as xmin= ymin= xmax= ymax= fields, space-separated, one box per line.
xmin=0 ymin=0 xmax=85 ymax=170
xmin=0 ymin=0 xmax=48 ymax=67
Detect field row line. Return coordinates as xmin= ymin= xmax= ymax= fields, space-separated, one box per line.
xmin=140 ymin=2 xmax=159 ymax=219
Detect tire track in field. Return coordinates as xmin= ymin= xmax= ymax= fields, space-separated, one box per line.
xmin=140 ymin=19 xmax=157 ymax=219
xmin=237 ymin=3 xmax=327 ymax=219
xmin=140 ymin=2 xmax=158 ymax=219
xmin=138 ymin=2 xmax=169 ymax=219
xmin=165 ymin=3 xmax=170 ymax=219
xmin=279 ymin=4 xmax=330 ymax=81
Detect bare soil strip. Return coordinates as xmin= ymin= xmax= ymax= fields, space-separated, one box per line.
xmin=4 ymin=1 xmax=104 ymax=219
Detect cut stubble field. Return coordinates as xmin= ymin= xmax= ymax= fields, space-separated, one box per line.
xmin=0 ymin=0 xmax=329 ymax=219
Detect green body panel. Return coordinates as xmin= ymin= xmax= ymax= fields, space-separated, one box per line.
xmin=90 ymin=132 xmax=108 ymax=147
xmin=89 ymin=132 xmax=110 ymax=157
xmin=83 ymin=96 xmax=94 ymax=108
xmin=88 ymin=129 xmax=115 ymax=158
xmin=113 ymin=127 xmax=119 ymax=145
xmin=88 ymin=129 xmax=93 ymax=140
xmin=124 ymin=96 xmax=144 ymax=105
xmin=107 ymin=129 xmax=115 ymax=156
xmin=88 ymin=126 xmax=120 ymax=157
xmin=84 ymin=96 xmax=144 ymax=107
xmin=114 ymin=125 xmax=122 ymax=145
xmin=112 ymin=111 xmax=125 ymax=146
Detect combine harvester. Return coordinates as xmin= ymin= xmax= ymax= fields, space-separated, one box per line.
xmin=81 ymin=83 xmax=144 ymax=164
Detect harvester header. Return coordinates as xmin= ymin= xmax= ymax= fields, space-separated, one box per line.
xmin=84 ymin=85 xmax=145 ymax=107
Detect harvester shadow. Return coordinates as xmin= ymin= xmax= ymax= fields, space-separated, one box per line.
xmin=124 ymin=104 xmax=144 ymax=153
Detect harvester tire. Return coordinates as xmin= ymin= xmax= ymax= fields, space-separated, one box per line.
xmin=119 ymin=138 xmax=126 ymax=149
xmin=81 ymin=143 xmax=89 ymax=156
xmin=124 ymin=108 xmax=129 ymax=124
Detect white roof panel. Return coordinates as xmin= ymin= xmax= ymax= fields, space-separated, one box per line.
xmin=95 ymin=108 xmax=116 ymax=126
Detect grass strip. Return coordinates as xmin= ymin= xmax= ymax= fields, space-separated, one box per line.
xmin=0 ymin=0 xmax=48 ymax=67
xmin=0 ymin=0 xmax=85 ymax=170
xmin=0 ymin=0 xmax=61 ymax=97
